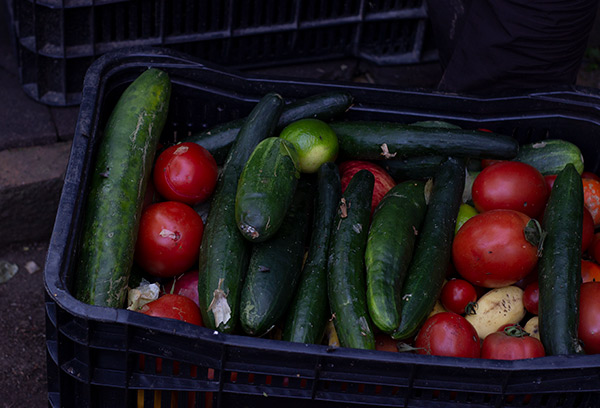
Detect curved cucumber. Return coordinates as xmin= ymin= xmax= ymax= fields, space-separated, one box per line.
xmin=538 ymin=163 xmax=585 ymax=355
xmin=328 ymin=170 xmax=376 ymax=349
xmin=282 ymin=162 xmax=341 ymax=344
xmin=392 ymin=157 xmax=466 ymax=340
xmin=235 ymin=137 xmax=300 ymax=242
xmin=75 ymin=68 xmax=171 ymax=308
xmin=239 ymin=179 xmax=313 ymax=336
xmin=330 ymin=121 xmax=519 ymax=161
xmin=366 ymin=180 xmax=428 ymax=333
xmin=183 ymin=91 xmax=354 ymax=164
xmin=198 ymin=93 xmax=284 ymax=333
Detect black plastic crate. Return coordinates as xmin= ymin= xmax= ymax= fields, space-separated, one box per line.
xmin=45 ymin=47 xmax=600 ymax=408
xmin=8 ymin=0 xmax=437 ymax=106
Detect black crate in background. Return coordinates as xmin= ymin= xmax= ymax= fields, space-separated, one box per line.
xmin=9 ymin=0 xmax=437 ymax=106
xmin=44 ymin=47 xmax=600 ymax=408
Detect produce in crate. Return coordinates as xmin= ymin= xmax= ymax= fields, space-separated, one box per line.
xmin=75 ymin=68 xmax=171 ymax=308
xmin=339 ymin=160 xmax=396 ymax=213
xmin=481 ymin=324 xmax=546 ymax=360
xmin=198 ymin=93 xmax=284 ymax=333
xmin=465 ymin=286 xmax=526 ymax=340
xmin=414 ymin=312 xmax=481 ymax=358
xmin=514 ymin=139 xmax=584 ymax=175
xmin=279 ymin=118 xmax=339 ymax=173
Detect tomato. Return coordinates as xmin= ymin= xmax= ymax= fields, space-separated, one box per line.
xmin=590 ymin=233 xmax=600 ymax=263
xmin=578 ymin=282 xmax=600 ymax=354
xmin=452 ymin=209 xmax=539 ymax=288
xmin=544 ymin=174 xmax=557 ymax=191
xmin=583 ymin=178 xmax=600 ymax=226
xmin=374 ymin=333 xmax=399 ymax=352
xmin=135 ymin=201 xmax=204 ymax=278
xmin=414 ymin=312 xmax=481 ymax=358
xmin=472 ymin=161 xmax=549 ymax=218
xmin=481 ymin=325 xmax=545 ymax=360
xmin=522 ymin=281 xmax=539 ymax=315
xmin=480 ymin=159 xmax=504 ymax=168
xmin=582 ymin=207 xmax=595 ymax=253
xmin=582 ymin=171 xmax=600 ymax=182
xmin=339 ymin=160 xmax=395 ymax=213
xmin=163 ymin=269 xmax=200 ymax=307
xmin=153 ymin=142 xmax=218 ymax=205
xmin=581 ymin=259 xmax=600 ymax=283
xmin=440 ymin=279 xmax=478 ymax=315
xmin=140 ymin=293 xmax=203 ymax=326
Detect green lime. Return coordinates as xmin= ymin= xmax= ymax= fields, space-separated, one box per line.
xmin=455 ymin=203 xmax=478 ymax=234
xmin=279 ymin=118 xmax=339 ymax=173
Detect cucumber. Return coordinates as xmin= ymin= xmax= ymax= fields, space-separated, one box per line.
xmin=329 ymin=121 xmax=519 ymax=161
xmin=198 ymin=93 xmax=284 ymax=333
xmin=235 ymin=137 xmax=300 ymax=242
xmin=328 ymin=170 xmax=376 ymax=349
xmin=239 ymin=178 xmax=313 ymax=336
xmin=75 ymin=68 xmax=171 ymax=308
xmin=282 ymin=162 xmax=341 ymax=344
xmin=514 ymin=139 xmax=584 ymax=175
xmin=376 ymin=156 xmax=445 ymax=180
xmin=538 ymin=163 xmax=585 ymax=355
xmin=392 ymin=157 xmax=466 ymax=340
xmin=183 ymin=91 xmax=354 ymax=164
xmin=366 ymin=180 xmax=428 ymax=333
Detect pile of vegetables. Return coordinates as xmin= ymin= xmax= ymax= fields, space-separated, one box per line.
xmin=75 ymin=68 xmax=600 ymax=362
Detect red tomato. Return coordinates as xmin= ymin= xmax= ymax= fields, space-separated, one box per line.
xmin=374 ymin=333 xmax=399 ymax=352
xmin=544 ymin=174 xmax=557 ymax=191
xmin=472 ymin=161 xmax=549 ymax=218
xmin=339 ymin=160 xmax=395 ymax=213
xmin=140 ymin=293 xmax=203 ymax=326
xmin=481 ymin=325 xmax=545 ymax=360
xmin=522 ymin=281 xmax=539 ymax=315
xmin=135 ymin=201 xmax=204 ymax=278
xmin=163 ymin=269 xmax=200 ymax=307
xmin=452 ymin=209 xmax=539 ymax=288
xmin=581 ymin=260 xmax=600 ymax=283
xmin=578 ymin=282 xmax=600 ymax=354
xmin=590 ymin=233 xmax=600 ymax=263
xmin=582 ymin=171 xmax=600 ymax=182
xmin=583 ymin=178 xmax=600 ymax=226
xmin=582 ymin=207 xmax=595 ymax=253
xmin=153 ymin=142 xmax=218 ymax=205
xmin=414 ymin=312 xmax=480 ymax=358
xmin=440 ymin=279 xmax=478 ymax=315
xmin=480 ymin=159 xmax=504 ymax=168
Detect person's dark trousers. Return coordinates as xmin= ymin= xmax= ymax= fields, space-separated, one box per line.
xmin=425 ymin=0 xmax=600 ymax=93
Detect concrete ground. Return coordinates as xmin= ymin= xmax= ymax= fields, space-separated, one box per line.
xmin=2 ymin=1 xmax=600 ymax=407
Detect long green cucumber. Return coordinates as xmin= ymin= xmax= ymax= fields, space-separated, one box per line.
xmin=329 ymin=121 xmax=519 ymax=161
xmin=235 ymin=137 xmax=300 ymax=242
xmin=197 ymin=93 xmax=284 ymax=333
xmin=183 ymin=91 xmax=354 ymax=164
xmin=328 ymin=170 xmax=376 ymax=349
xmin=239 ymin=178 xmax=313 ymax=336
xmin=392 ymin=157 xmax=466 ymax=340
xmin=538 ymin=163 xmax=585 ymax=355
xmin=376 ymin=156 xmax=445 ymax=180
xmin=282 ymin=162 xmax=341 ymax=344
xmin=366 ymin=180 xmax=428 ymax=333
xmin=514 ymin=139 xmax=585 ymax=175
xmin=75 ymin=68 xmax=170 ymax=308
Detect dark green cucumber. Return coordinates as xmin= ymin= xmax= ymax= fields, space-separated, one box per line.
xmin=198 ymin=93 xmax=284 ymax=333
xmin=328 ymin=170 xmax=376 ymax=349
xmin=392 ymin=157 xmax=466 ymax=340
xmin=235 ymin=137 xmax=300 ymax=242
xmin=75 ymin=68 xmax=170 ymax=308
xmin=239 ymin=178 xmax=313 ymax=336
xmin=282 ymin=162 xmax=341 ymax=344
xmin=329 ymin=121 xmax=519 ymax=161
xmin=376 ymin=156 xmax=446 ymax=180
xmin=514 ymin=139 xmax=584 ymax=175
xmin=538 ymin=163 xmax=585 ymax=355
xmin=183 ymin=91 xmax=354 ymax=164
xmin=366 ymin=180 xmax=428 ymax=333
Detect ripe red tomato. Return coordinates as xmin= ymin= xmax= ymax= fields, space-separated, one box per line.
xmin=582 ymin=207 xmax=595 ymax=253
xmin=140 ymin=293 xmax=203 ymax=326
xmin=481 ymin=325 xmax=545 ymax=360
xmin=578 ymin=282 xmax=600 ymax=354
xmin=374 ymin=333 xmax=399 ymax=352
xmin=544 ymin=174 xmax=557 ymax=191
xmin=339 ymin=160 xmax=395 ymax=213
xmin=472 ymin=161 xmax=549 ymax=218
xmin=440 ymin=279 xmax=478 ymax=315
xmin=581 ymin=260 xmax=600 ymax=283
xmin=522 ymin=281 xmax=539 ymax=315
xmin=583 ymin=178 xmax=600 ymax=226
xmin=135 ymin=201 xmax=204 ymax=278
xmin=415 ymin=312 xmax=480 ymax=358
xmin=163 ymin=269 xmax=200 ymax=307
xmin=590 ymin=233 xmax=600 ymax=263
xmin=153 ymin=142 xmax=218 ymax=205
xmin=452 ymin=209 xmax=539 ymax=288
